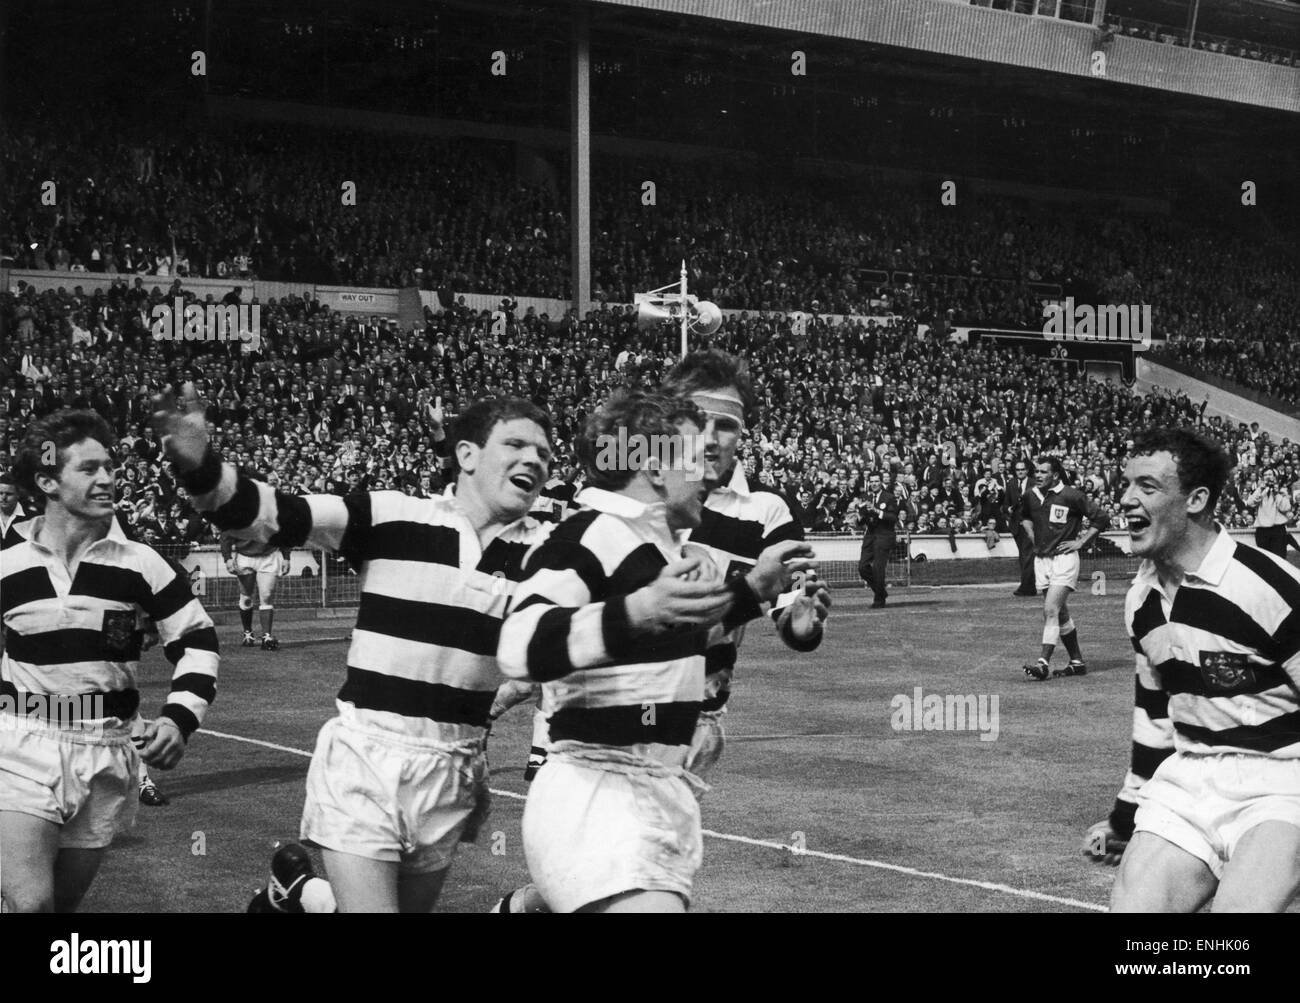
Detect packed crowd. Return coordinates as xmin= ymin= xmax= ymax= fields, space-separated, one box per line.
xmin=5 ymin=117 xmax=1298 ymax=397
xmin=4 ymin=274 xmax=1300 ymax=550
xmin=1150 ymin=338 xmax=1300 ymax=415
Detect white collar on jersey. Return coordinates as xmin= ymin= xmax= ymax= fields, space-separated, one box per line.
xmin=26 ymin=513 xmax=128 ymax=552
xmin=575 ymin=486 xmax=687 ymax=547
xmin=440 ymin=481 xmax=535 ymax=532
xmin=1133 ymin=522 xmax=1235 ymax=590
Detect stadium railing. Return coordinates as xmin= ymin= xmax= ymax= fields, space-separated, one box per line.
xmin=153 ymin=545 xmax=363 ymax=611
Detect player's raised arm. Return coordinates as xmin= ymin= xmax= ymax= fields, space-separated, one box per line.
xmin=154 ymin=383 xmax=360 ymax=554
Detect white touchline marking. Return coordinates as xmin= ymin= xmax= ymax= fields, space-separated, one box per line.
xmin=697 ymin=829 xmax=1105 ymax=912
xmin=203 ymin=728 xmax=1105 ymax=912
xmin=202 ymin=729 xmax=318 ymax=759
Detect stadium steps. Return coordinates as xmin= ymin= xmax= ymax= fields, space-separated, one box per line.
xmin=397 ymin=286 xmax=424 ymax=333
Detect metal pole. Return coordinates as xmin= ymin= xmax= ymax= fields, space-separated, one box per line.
xmin=320 ymin=549 xmax=327 ymax=608
xmin=203 ymin=0 xmax=213 ymax=97
xmin=1187 ymin=0 xmax=1199 ymax=46
xmin=570 ymin=8 xmax=592 ymax=319
xmin=680 ymin=260 xmax=688 ymax=359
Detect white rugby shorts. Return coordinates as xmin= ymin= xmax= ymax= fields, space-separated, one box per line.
xmin=300 ymin=714 xmax=488 ymax=875
xmin=233 ymin=550 xmax=281 ymax=576
xmin=1134 ymin=751 xmax=1300 ymax=879
xmin=1033 ymin=551 xmax=1080 ymax=592
xmin=522 ymin=746 xmax=702 ymax=912
xmin=0 ymin=718 xmax=138 ymax=849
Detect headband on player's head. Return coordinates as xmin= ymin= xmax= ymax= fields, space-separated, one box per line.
xmin=690 ymin=390 xmax=746 ymax=431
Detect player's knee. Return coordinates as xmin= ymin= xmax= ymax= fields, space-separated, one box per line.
xmin=238 ymin=594 xmax=254 ymax=611
xmin=1108 ymin=857 xmax=1162 ymax=912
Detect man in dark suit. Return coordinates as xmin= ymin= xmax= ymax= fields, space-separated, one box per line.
xmin=1005 ymin=458 xmax=1037 ymax=596
xmin=858 ymin=472 xmax=899 ymax=608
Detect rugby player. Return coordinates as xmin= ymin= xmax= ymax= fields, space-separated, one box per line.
xmin=496 ymin=390 xmax=814 ymax=913
xmin=664 ymin=350 xmax=830 ymax=780
xmin=155 ymin=386 xmax=555 ymax=913
xmin=2 ymin=476 xmax=170 ymax=808
xmin=1019 ymin=455 xmax=1108 ymax=680
xmin=220 ymin=532 xmax=292 ymax=650
xmin=1084 ymin=427 xmax=1300 ymax=912
xmin=0 ymin=410 xmax=218 ymax=912
xmin=491 ymin=355 xmax=830 ymax=915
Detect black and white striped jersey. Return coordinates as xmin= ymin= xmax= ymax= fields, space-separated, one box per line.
xmin=497 ymin=487 xmax=764 ymax=765
xmin=191 ymin=461 xmax=552 ymax=738
xmin=1110 ymin=526 xmax=1300 ymax=834
xmin=689 ymin=468 xmax=811 ymax=708
xmin=1 ymin=516 xmax=218 ymax=737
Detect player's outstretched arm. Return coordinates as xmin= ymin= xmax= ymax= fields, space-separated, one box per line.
xmin=498 ymin=540 xmax=735 ymax=682
xmin=155 ymin=382 xmax=361 ymax=555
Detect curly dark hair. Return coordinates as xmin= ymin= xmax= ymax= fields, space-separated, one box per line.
xmin=13 ymin=409 xmax=117 ymax=497
xmin=1128 ymin=426 xmax=1232 ymax=516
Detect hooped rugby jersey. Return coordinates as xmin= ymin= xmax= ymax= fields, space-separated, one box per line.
xmin=496 ymin=487 xmax=764 ymax=764
xmin=190 ymin=459 xmax=553 ymax=738
xmin=689 ymin=467 xmax=814 ymax=710
xmin=1108 ymin=525 xmax=1300 ymax=835
xmin=1 ymin=516 xmax=218 ymax=737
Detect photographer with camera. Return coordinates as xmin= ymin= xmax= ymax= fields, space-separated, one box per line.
xmin=1246 ymin=467 xmax=1293 ymax=559
xmin=973 ymin=466 xmax=1007 ymax=532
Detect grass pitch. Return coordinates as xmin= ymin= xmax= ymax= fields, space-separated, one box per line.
xmin=80 ymin=584 xmax=1272 ymax=913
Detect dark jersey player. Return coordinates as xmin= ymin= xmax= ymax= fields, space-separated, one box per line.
xmin=1019 ymin=455 xmax=1108 ymax=680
